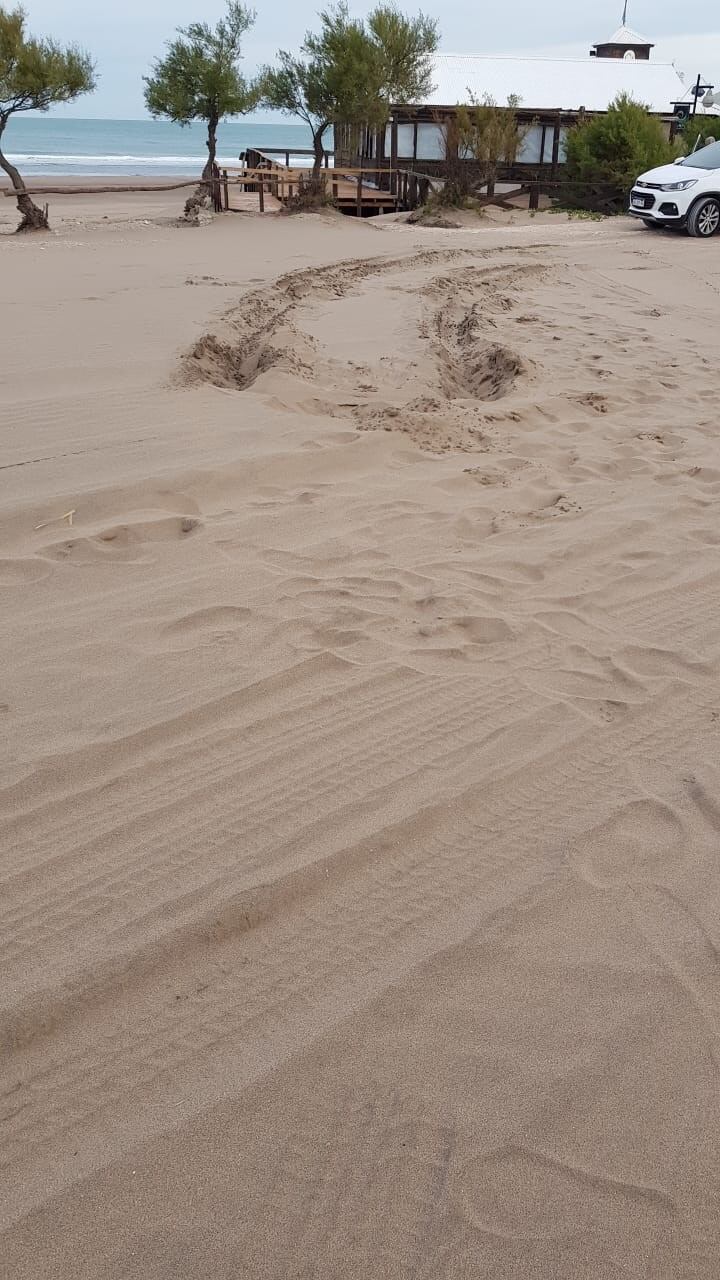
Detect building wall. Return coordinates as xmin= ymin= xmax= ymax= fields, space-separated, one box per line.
xmin=355 ymin=110 xmax=572 ymax=172
xmin=336 ymin=104 xmax=673 ymax=189
xmin=593 ymin=43 xmax=651 ymax=61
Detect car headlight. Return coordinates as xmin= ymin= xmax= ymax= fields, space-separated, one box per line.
xmin=659 ymin=180 xmax=698 ymax=191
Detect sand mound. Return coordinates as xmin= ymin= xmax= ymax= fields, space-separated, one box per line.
xmin=184 ymin=249 xmax=541 ymax=452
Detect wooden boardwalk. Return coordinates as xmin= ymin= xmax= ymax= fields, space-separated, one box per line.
xmin=221 ymin=159 xmax=400 ymax=217
xmin=227 ymin=186 xmax=282 ymax=214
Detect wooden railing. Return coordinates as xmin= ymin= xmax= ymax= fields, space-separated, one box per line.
xmin=221 ymin=161 xmax=413 ymax=213
xmin=243 ymin=146 xmax=334 ymax=170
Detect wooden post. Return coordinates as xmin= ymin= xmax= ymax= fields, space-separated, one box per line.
xmin=223 ymin=169 xmax=229 ymax=210
xmin=258 ymin=180 xmax=265 ymax=213
xmin=529 ymin=181 xmax=540 ymax=211
xmin=332 ymin=173 xmax=338 ymax=201
xmin=285 ymin=150 xmax=290 ymax=167
xmin=212 ymin=166 xmax=221 ymax=212
xmin=551 ymin=114 xmax=561 ymax=179
xmin=390 ymin=115 xmax=398 ymax=198
xmin=356 ymin=172 xmax=363 ymax=217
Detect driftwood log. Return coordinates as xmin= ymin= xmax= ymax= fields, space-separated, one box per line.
xmin=2 ymin=179 xmax=217 ymax=197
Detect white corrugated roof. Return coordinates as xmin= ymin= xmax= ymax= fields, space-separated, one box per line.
xmin=600 ymin=25 xmax=654 ymax=47
xmin=408 ymin=53 xmax=698 ymax=114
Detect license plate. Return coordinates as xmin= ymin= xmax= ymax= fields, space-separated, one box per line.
xmin=631 ymin=196 xmax=645 ymax=207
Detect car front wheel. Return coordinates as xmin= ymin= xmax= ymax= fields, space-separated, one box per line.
xmin=687 ymin=197 xmax=720 ymax=238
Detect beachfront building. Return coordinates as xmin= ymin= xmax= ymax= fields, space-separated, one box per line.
xmin=335 ymin=18 xmax=717 ymax=186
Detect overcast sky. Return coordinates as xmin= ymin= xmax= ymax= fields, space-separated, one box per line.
xmin=22 ymin=0 xmax=720 ymax=117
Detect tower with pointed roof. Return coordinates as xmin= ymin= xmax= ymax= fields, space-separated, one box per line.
xmin=591 ymin=5 xmax=654 ymax=61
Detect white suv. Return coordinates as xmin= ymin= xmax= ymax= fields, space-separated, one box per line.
xmin=630 ymin=140 xmax=720 ymax=238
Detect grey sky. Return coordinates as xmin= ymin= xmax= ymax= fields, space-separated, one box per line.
xmin=22 ymin=0 xmax=720 ymax=117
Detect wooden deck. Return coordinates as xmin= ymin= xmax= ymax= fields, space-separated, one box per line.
xmin=221 ymin=159 xmax=400 ymax=217
xmin=227 ymin=186 xmax=282 ymax=214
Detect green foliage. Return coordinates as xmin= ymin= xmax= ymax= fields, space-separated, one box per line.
xmin=261 ymin=2 xmax=439 ymax=173
xmin=365 ymin=4 xmax=438 ymax=105
xmin=457 ymin=94 xmax=526 ymax=177
xmin=0 ymin=4 xmax=95 ymax=123
xmin=678 ymin=116 xmax=720 ymax=156
xmin=564 ymin=93 xmax=675 ymax=206
xmin=436 ymin=95 xmax=526 ymax=206
xmin=262 ymin=6 xmax=375 ymax=140
xmin=144 ymin=2 xmax=257 ymax=130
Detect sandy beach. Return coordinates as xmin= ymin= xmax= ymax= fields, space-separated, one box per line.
xmin=2 ymin=186 xmax=720 ymax=1278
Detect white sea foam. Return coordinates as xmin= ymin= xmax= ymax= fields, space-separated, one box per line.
xmin=7 ymin=153 xmax=317 ymax=168
xmin=7 ymin=154 xmax=237 ymax=166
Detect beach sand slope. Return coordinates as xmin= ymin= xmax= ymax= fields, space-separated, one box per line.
xmin=2 ymin=196 xmax=720 ymax=1277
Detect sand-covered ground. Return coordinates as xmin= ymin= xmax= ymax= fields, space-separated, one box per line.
xmin=2 ymin=187 xmax=720 ymax=1278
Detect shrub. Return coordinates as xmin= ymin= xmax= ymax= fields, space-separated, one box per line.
xmin=678 ymin=117 xmax=720 ymax=157
xmin=437 ymin=95 xmax=527 ymax=207
xmin=564 ymin=93 xmax=675 ymax=211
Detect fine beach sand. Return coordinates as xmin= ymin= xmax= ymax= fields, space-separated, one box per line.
xmin=2 ymin=186 xmax=720 ymax=1278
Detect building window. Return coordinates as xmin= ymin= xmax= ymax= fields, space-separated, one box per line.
xmin=517 ymin=123 xmax=544 ymax=164
xmin=386 ymin=122 xmax=415 ymax=158
xmin=416 ymin=123 xmax=447 ymax=161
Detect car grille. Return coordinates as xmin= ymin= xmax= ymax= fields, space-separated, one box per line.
xmin=631 ymin=192 xmax=656 ymax=210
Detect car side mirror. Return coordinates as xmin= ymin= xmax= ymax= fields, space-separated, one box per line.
xmin=674 ymin=156 xmax=685 ymax=163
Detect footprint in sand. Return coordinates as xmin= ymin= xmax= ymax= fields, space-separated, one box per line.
xmin=574 ymin=798 xmax=685 ymax=889
xmin=454 ymin=1144 xmax=676 ymax=1256
xmin=450 ymin=614 xmax=515 ymax=645
xmin=161 ymin=605 xmax=251 ymax=638
xmin=0 ymin=557 xmax=52 ymax=586
xmin=40 ymin=516 xmax=202 ymax=564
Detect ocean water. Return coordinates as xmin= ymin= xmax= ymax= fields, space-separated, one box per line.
xmin=3 ymin=117 xmax=316 ymax=176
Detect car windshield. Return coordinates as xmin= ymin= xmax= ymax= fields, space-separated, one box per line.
xmin=679 ymin=141 xmax=720 ymax=170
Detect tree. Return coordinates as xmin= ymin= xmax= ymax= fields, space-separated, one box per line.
xmin=261 ymin=3 xmax=438 ymax=186
xmin=144 ymin=0 xmax=258 ymax=202
xmin=564 ymin=93 xmax=675 ymax=211
xmin=261 ymin=5 xmax=375 ymax=183
xmin=0 ymin=5 xmax=95 ymax=231
xmin=456 ymin=94 xmax=527 ymax=195
xmin=365 ymin=4 xmax=438 ymax=105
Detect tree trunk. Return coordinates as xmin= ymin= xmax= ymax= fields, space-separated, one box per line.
xmin=0 ymin=130 xmax=49 ymax=232
xmin=184 ymin=113 xmax=219 ymax=221
xmin=203 ymin=115 xmax=219 ymax=182
xmin=312 ymin=126 xmax=326 ymax=184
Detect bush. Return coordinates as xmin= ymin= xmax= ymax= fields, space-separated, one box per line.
xmin=436 ymin=96 xmax=527 ymax=206
xmin=678 ymin=117 xmax=720 ymax=156
xmin=564 ymin=93 xmax=675 ymax=211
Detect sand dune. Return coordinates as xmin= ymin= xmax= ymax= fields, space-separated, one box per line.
xmin=2 ymin=192 xmax=720 ymax=1277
